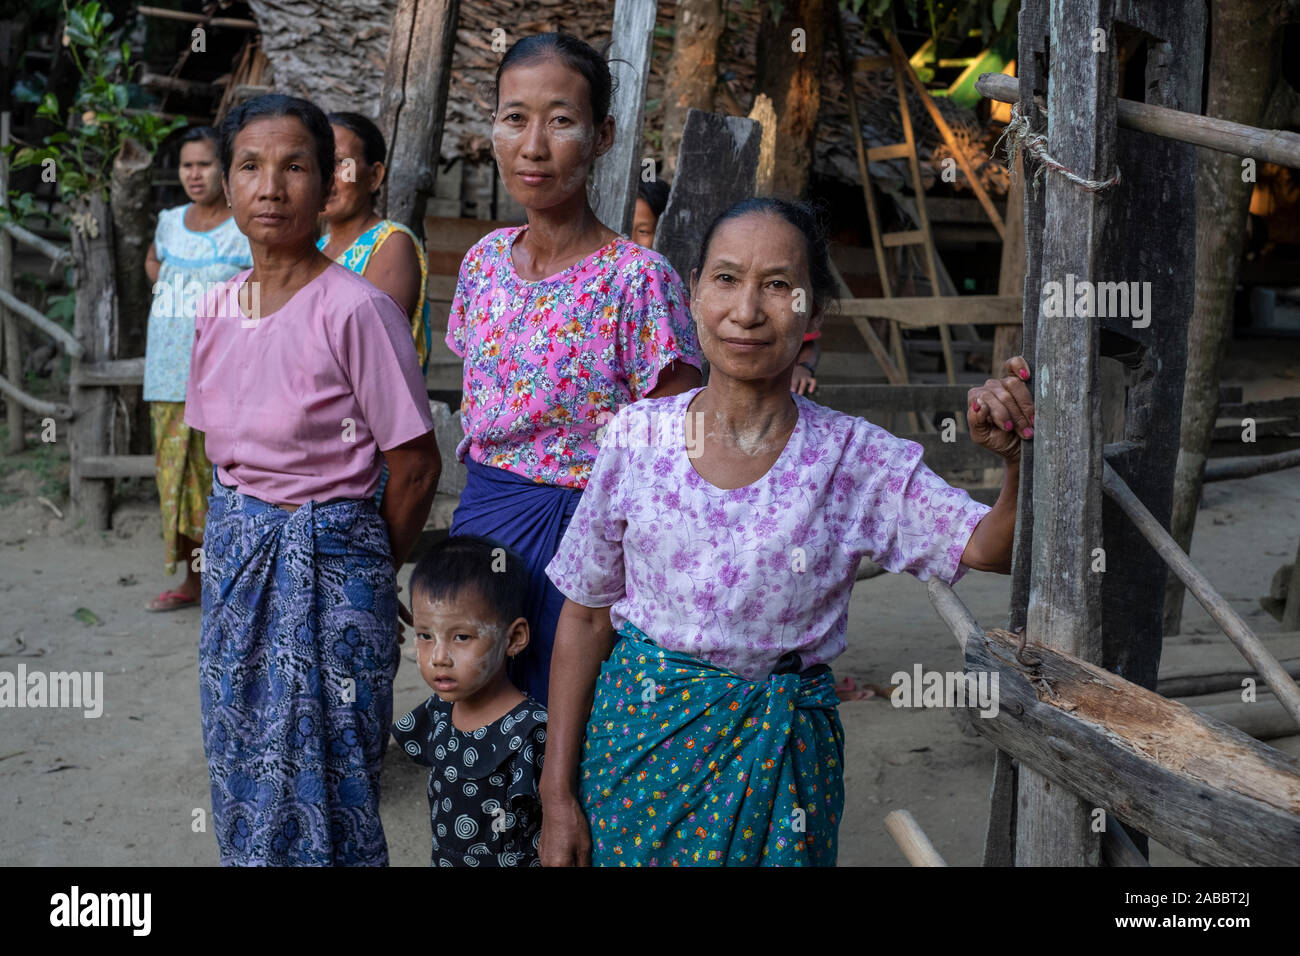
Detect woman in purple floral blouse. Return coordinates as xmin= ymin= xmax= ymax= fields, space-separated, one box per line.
xmin=539 ymin=198 xmax=1036 ymax=866
xmin=445 ymin=33 xmax=702 ymax=706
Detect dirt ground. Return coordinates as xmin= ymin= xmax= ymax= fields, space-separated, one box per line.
xmin=2 ymin=339 xmax=1298 ymax=867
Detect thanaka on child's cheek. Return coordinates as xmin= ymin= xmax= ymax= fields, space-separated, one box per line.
xmin=412 ymin=594 xmax=519 ymax=703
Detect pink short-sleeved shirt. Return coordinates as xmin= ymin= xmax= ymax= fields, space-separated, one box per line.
xmin=185 ymin=262 xmax=435 ymax=506
xmin=545 ymin=389 xmax=993 ymax=681
xmin=446 ymin=226 xmax=700 ymax=490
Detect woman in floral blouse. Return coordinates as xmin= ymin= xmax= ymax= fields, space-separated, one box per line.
xmin=446 ymin=32 xmax=701 ymax=705
xmin=539 ymin=198 xmax=1035 ymax=866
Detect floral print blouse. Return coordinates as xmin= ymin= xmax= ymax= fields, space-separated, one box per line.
xmin=446 ymin=226 xmax=700 ymax=490
xmin=546 ymin=389 xmax=993 ymax=681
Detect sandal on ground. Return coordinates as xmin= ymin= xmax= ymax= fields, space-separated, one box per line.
xmin=145 ymin=589 xmax=199 ymax=612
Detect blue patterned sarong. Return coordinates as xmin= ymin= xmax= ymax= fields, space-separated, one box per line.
xmin=199 ymin=471 xmax=400 ymax=865
xmin=581 ymin=623 xmax=845 ymax=866
xmin=449 ymin=457 xmax=582 ymax=705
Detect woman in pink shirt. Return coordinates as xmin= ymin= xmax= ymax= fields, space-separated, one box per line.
xmin=184 ymin=94 xmax=440 ymax=866
xmin=446 ymin=33 xmax=702 ymax=706
xmin=539 ymin=198 xmax=1036 ymax=866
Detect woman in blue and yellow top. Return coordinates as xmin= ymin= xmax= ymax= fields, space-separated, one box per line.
xmin=318 ymin=111 xmax=433 ymax=372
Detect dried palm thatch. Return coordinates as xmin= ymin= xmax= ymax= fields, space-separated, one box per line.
xmin=243 ymin=0 xmax=1007 ymax=195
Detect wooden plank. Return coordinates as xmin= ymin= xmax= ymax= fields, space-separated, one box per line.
xmin=71 ymin=357 xmax=145 ymax=388
xmin=78 ymin=455 xmax=154 ymax=479
xmin=836 ymin=294 xmax=1021 ymax=325
xmin=592 ymin=0 xmax=658 ymax=235
xmin=880 ymin=230 xmax=925 ymax=247
xmin=378 ymin=0 xmax=459 ymax=239
xmin=654 ymin=109 xmax=761 ymax=287
xmin=1286 ymin=537 xmax=1300 ymax=632
xmin=977 ymin=71 xmax=1300 ymax=169
xmin=136 ymin=5 xmax=256 ymax=28
xmin=908 ymin=432 xmax=991 ymax=473
xmin=866 ymin=143 xmax=912 ymax=162
xmin=1102 ymin=461 xmax=1300 ymax=729
xmin=855 ymin=55 xmax=893 ymax=71
xmin=963 ymin=620 xmax=1300 ymax=867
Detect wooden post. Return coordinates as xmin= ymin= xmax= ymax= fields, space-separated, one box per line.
xmin=653 ymin=109 xmax=760 ymax=286
xmin=377 ymin=0 xmax=460 ymax=239
xmin=1014 ymin=0 xmax=1113 ymax=868
xmin=68 ymin=195 xmax=119 ymax=530
xmin=1 ymin=111 xmax=20 ymax=454
xmin=110 ymin=136 xmax=155 ymax=455
xmin=592 ymin=0 xmax=658 ymax=235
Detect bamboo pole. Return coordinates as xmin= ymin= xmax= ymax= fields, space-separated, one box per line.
xmin=0 ymin=221 xmax=73 ymax=267
xmin=884 ymin=810 xmax=948 ymax=866
xmin=1 ymin=112 xmax=19 ymax=453
xmin=977 ymin=72 xmax=1300 ymax=169
xmin=0 ymin=372 xmax=73 ymax=419
xmin=1202 ymin=448 xmax=1300 ymax=482
xmin=1101 ymin=461 xmax=1300 ymax=729
xmin=0 ymin=288 xmax=85 ymax=358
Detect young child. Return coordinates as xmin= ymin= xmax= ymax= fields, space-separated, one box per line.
xmin=392 ymin=535 xmax=548 ymax=867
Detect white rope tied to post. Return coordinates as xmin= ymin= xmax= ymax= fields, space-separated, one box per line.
xmin=993 ymin=102 xmax=1122 ymax=199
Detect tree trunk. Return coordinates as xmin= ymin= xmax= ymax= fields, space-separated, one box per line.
xmin=69 ymin=195 xmax=119 ymax=530
xmin=377 ymin=0 xmax=459 ymax=236
xmin=1162 ymin=0 xmax=1289 ymax=636
xmin=661 ymin=0 xmax=722 ymax=180
xmin=110 ymin=137 xmax=154 ymax=455
xmin=754 ymin=0 xmax=826 ymax=198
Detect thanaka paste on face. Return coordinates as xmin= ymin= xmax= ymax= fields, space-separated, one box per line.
xmin=414 ymin=597 xmax=513 ymax=702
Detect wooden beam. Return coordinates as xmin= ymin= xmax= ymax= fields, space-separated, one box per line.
xmin=1102 ymin=816 xmax=1150 ymax=867
xmin=592 ymin=0 xmax=658 ymax=235
xmin=378 ymin=0 xmax=459 ymax=240
xmin=1015 ymin=0 xmax=1111 ymax=868
xmin=835 ymin=294 xmax=1022 ymax=325
xmin=977 ymin=71 xmax=1300 ymax=169
xmin=964 ymin=620 xmax=1300 ymax=867
xmin=1102 ymin=461 xmax=1300 ymax=729
xmin=1203 ymin=448 xmax=1300 ymax=482
xmin=71 ymin=357 xmax=144 ymax=388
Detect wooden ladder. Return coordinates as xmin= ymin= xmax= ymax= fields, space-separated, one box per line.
xmin=832 ymin=15 xmax=958 ymax=403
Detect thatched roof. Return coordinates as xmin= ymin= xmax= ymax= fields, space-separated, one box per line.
xmin=246 ymin=0 xmax=1007 ymax=196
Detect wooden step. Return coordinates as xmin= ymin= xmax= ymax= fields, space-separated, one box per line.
xmin=71 ymin=357 xmax=144 ymax=388
xmin=881 ymin=230 xmax=926 ymax=248
xmin=866 ymin=143 xmax=913 ymax=162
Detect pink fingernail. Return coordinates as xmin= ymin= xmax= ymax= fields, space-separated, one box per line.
xmin=1018 ymin=367 xmax=1029 ymax=380
xmin=1023 ymin=427 xmax=1034 ymax=438
xmin=971 ymin=402 xmax=979 ymax=413
xmin=1003 ymin=421 xmax=1013 ymax=431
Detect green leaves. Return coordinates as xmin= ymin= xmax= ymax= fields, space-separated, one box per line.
xmin=993 ymin=0 xmax=1012 ymax=29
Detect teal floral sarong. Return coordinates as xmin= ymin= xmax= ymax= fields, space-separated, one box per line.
xmin=581 ymin=623 xmax=845 ymax=866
